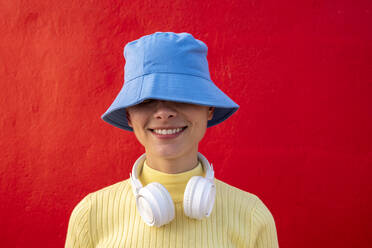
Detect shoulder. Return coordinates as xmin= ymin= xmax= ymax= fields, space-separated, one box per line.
xmin=215 ymin=179 xmax=260 ymax=207
xmin=214 ymin=179 xmax=276 ymax=224
xmin=214 ymin=179 xmax=278 ymax=247
xmin=87 ymin=179 xmax=132 ymax=201
xmin=68 ymin=179 xmax=133 ymax=218
xmin=65 ymin=179 xmax=132 ymax=247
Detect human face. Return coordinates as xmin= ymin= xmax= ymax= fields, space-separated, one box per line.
xmin=126 ymin=100 xmax=214 ymax=160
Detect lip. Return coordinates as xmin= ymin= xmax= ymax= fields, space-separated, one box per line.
xmin=148 ymin=126 xmax=187 ymax=139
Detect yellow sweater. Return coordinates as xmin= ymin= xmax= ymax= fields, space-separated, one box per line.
xmin=65 ymin=161 xmax=278 ymax=247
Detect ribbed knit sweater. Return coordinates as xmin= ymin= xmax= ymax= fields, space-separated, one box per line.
xmin=65 ymin=161 xmax=278 ymax=247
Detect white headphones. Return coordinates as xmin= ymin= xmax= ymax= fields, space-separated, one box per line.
xmin=130 ymin=153 xmax=216 ymax=227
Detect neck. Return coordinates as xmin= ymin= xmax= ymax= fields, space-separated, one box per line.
xmin=145 ymin=149 xmax=199 ymax=174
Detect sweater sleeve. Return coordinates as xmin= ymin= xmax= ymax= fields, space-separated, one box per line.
xmin=65 ymin=195 xmax=93 ymax=248
xmin=250 ymin=197 xmax=279 ymax=248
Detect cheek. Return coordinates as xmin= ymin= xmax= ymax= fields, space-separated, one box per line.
xmin=128 ymin=110 xmax=147 ymax=128
xmin=190 ymin=115 xmax=208 ymax=140
xmin=133 ymin=131 xmax=146 ymax=147
xmin=128 ymin=113 xmax=148 ymax=141
xmin=131 ymin=123 xmax=149 ymax=147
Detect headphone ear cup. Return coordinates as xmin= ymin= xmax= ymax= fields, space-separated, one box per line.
xmin=136 ymin=182 xmax=175 ymax=227
xmin=183 ymin=176 xmax=216 ymax=220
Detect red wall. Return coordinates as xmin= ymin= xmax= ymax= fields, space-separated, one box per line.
xmin=1 ymin=0 xmax=371 ymax=247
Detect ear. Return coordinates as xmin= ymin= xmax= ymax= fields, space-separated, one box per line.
xmin=126 ymin=110 xmax=132 ymax=127
xmin=207 ymin=107 xmax=215 ymax=121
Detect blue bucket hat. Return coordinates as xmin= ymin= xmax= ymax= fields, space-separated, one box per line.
xmin=102 ymin=32 xmax=239 ymax=131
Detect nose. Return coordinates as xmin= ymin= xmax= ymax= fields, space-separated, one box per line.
xmin=153 ymin=101 xmax=177 ymax=120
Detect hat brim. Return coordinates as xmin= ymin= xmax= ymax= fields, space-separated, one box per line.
xmin=101 ymin=73 xmax=239 ymax=131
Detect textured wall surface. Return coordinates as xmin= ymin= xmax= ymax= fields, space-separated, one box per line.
xmin=1 ymin=0 xmax=371 ymax=247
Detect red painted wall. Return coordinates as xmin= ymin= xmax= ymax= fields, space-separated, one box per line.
xmin=1 ymin=0 xmax=371 ymax=247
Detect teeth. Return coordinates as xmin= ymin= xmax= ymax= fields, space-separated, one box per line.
xmin=153 ymin=128 xmax=183 ymax=135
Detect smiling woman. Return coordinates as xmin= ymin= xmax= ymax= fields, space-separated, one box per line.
xmin=65 ymin=32 xmax=279 ymax=247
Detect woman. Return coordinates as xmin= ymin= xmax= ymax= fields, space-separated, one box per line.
xmin=65 ymin=32 xmax=278 ymax=247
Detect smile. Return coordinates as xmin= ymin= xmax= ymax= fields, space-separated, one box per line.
xmin=149 ymin=127 xmax=187 ymax=136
